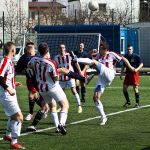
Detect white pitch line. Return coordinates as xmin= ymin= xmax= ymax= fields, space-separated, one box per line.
xmin=87 ymin=86 xmax=150 ymax=89
xmin=0 ymin=104 xmax=150 ymax=141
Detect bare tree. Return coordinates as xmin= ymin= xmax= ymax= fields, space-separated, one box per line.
xmin=1 ymin=0 xmax=28 ymax=41
xmin=66 ymin=0 xmax=133 ymax=26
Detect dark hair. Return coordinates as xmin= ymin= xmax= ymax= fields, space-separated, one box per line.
xmin=26 ymin=41 xmax=34 ymax=47
xmin=127 ymin=44 xmax=133 ymax=48
xmin=100 ymin=41 xmax=109 ymax=50
xmin=4 ymin=41 xmax=15 ymax=55
xmin=38 ymin=42 xmax=49 ymax=56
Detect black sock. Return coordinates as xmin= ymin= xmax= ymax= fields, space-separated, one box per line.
xmin=76 ymin=86 xmax=80 ymax=95
xmin=67 ymin=71 xmax=85 ymax=82
xmin=123 ymin=91 xmax=130 ymax=104
xmin=29 ymin=99 xmax=35 ymax=114
xmin=35 ymin=96 xmax=43 ymax=108
xmin=135 ymin=92 xmax=139 ymax=104
xmin=81 ymin=86 xmax=86 ymax=100
xmin=31 ymin=110 xmax=44 ymax=127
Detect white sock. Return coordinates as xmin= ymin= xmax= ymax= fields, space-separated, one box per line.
xmin=10 ymin=120 xmax=22 ymax=144
xmin=74 ymin=93 xmax=81 ymax=106
xmin=77 ymin=58 xmax=94 ymax=65
xmin=12 ymin=138 xmax=17 ymax=145
xmin=60 ymin=111 xmax=67 ymax=126
xmin=6 ymin=118 xmax=11 ymax=137
xmin=50 ymin=112 xmax=59 ymax=127
xmin=95 ymin=100 xmax=106 ymax=119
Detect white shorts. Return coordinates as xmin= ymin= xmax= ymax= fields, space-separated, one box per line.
xmin=59 ymin=78 xmax=76 ymax=89
xmin=0 ymin=92 xmax=21 ymax=117
xmin=40 ymin=83 xmax=67 ymax=104
xmin=95 ymin=63 xmax=115 ymax=93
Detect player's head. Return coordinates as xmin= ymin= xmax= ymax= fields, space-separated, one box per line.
xmin=26 ymin=41 xmax=35 ymax=48
xmin=38 ymin=42 xmax=49 ymax=57
xmin=25 ymin=45 xmax=36 ymax=56
xmin=79 ymin=43 xmax=84 ymax=51
xmin=59 ymin=44 xmax=66 ymax=54
xmin=4 ymin=41 xmax=16 ymax=56
xmin=127 ymin=45 xmax=133 ymax=55
xmin=99 ymin=41 xmax=108 ymax=54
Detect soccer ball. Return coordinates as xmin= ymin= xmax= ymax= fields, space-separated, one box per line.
xmin=88 ymin=1 xmax=99 ymax=11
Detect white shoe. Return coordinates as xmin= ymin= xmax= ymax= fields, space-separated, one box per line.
xmin=43 ymin=112 xmax=48 ymax=119
xmin=100 ymin=117 xmax=107 ymax=125
xmin=26 ymin=125 xmax=36 ymax=132
xmin=78 ymin=106 xmax=82 ymax=113
xmin=25 ymin=113 xmax=33 ymax=121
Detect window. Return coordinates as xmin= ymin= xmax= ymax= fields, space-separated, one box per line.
xmin=99 ymin=3 xmax=106 ymax=12
xmin=120 ymin=37 xmax=125 ymax=54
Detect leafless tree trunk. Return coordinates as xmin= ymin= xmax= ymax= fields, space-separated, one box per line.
xmin=1 ymin=0 xmax=28 ymax=41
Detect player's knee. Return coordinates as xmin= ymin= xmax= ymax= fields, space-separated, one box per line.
xmin=93 ymin=96 xmax=98 ymax=102
xmin=60 ymin=99 xmax=69 ymax=111
xmin=12 ymin=112 xmax=23 ymax=122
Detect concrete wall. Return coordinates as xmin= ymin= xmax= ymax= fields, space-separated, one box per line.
xmin=127 ymin=22 xmax=150 ymax=67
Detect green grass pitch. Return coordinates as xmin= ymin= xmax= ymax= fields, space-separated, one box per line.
xmin=0 ymin=75 xmax=150 ymax=150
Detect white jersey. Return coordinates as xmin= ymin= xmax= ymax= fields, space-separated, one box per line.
xmin=28 ymin=56 xmax=58 ymax=92
xmin=0 ymin=57 xmax=15 ymax=90
xmin=94 ymin=51 xmax=122 ymax=73
xmin=54 ymin=52 xmax=74 ymax=81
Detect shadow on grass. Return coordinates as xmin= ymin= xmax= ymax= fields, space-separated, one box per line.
xmin=141 ymin=147 xmax=150 ymax=150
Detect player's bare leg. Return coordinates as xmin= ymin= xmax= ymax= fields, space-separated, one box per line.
xmin=57 ymin=98 xmax=69 ymax=135
xmin=93 ymin=91 xmax=107 ymax=125
xmin=71 ymin=87 xmax=82 ymax=113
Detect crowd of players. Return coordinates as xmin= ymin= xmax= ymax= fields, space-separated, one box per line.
xmin=0 ymin=41 xmax=143 ymax=149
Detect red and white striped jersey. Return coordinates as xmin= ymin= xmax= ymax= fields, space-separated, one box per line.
xmin=94 ymin=51 xmax=122 ymax=72
xmin=28 ymin=56 xmax=58 ymax=92
xmin=0 ymin=57 xmax=15 ymax=89
xmin=54 ymin=52 xmax=74 ymax=81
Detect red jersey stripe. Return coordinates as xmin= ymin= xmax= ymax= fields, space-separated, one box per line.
xmin=0 ymin=57 xmax=8 ymax=75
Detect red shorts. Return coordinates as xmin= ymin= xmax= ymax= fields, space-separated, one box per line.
xmin=26 ymin=78 xmax=38 ymax=93
xmin=124 ymin=72 xmax=139 ymax=86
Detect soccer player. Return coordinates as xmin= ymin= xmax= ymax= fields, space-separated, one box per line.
xmin=16 ymin=42 xmax=43 ymax=121
xmin=54 ymin=44 xmax=83 ymax=113
xmin=0 ymin=42 xmax=25 ymax=149
xmin=26 ymin=64 xmax=94 ymax=132
xmin=73 ymin=41 xmax=135 ymax=125
xmin=74 ymin=43 xmax=88 ymax=102
xmin=28 ymin=42 xmax=69 ymax=135
xmin=120 ymin=45 xmax=143 ymax=108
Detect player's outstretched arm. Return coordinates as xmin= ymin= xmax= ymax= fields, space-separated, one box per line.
xmin=135 ymin=63 xmax=143 ymax=72
xmin=122 ymin=57 xmax=135 ymax=72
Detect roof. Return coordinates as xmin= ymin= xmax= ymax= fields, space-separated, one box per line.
xmin=29 ymin=2 xmax=66 ymax=9
xmin=34 ymin=24 xmax=121 ymax=33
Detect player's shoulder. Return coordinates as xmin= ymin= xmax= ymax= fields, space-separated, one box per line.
xmin=65 ymin=52 xmax=70 ymax=56
xmin=54 ymin=54 xmax=60 ymax=59
xmin=108 ymin=51 xmax=120 ymax=56
xmin=43 ymin=58 xmax=56 ymax=65
xmin=29 ymin=56 xmax=40 ymax=63
xmin=133 ymin=53 xmax=140 ymax=58
xmin=0 ymin=56 xmax=10 ymax=65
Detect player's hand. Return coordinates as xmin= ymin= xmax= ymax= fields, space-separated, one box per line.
xmin=134 ymin=68 xmax=138 ymax=72
xmin=130 ymin=66 xmax=135 ymax=72
xmin=92 ymin=49 xmax=98 ymax=53
xmin=15 ymin=82 xmax=22 ymax=87
xmin=6 ymin=87 xmax=15 ymax=96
